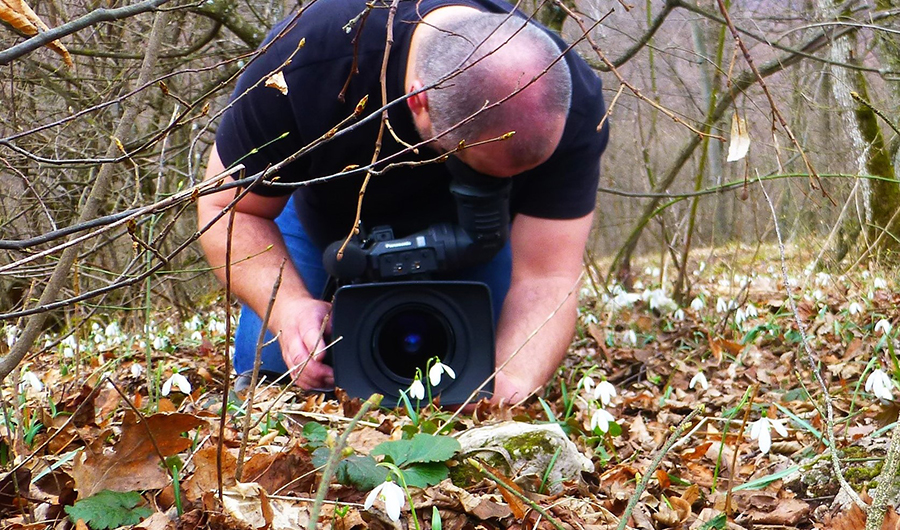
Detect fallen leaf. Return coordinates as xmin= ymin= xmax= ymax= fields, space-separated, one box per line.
xmin=184 ymin=446 xmax=237 ymax=501
xmin=72 ymin=412 xmax=204 ymax=497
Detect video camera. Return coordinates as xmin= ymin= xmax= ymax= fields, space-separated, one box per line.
xmin=323 ymin=158 xmax=511 ymax=407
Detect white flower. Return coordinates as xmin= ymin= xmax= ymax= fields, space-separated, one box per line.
xmin=590 ymin=408 xmax=616 ymax=433
xmin=749 ymin=417 xmax=789 ymax=454
xmin=21 ymin=371 xmax=43 ymax=392
xmin=152 ymin=335 xmax=167 ymax=350
xmin=673 ymin=309 xmax=685 ymax=321
xmin=815 ymin=272 xmax=830 ymax=286
xmin=644 ymin=289 xmax=677 ymax=314
xmin=623 ymin=329 xmax=638 ymax=346
xmin=161 ymin=372 xmax=192 ymax=396
xmin=409 ymin=378 xmax=425 ymax=400
xmin=866 ymin=369 xmax=895 ymax=401
xmin=716 ymin=297 xmax=729 ymax=313
xmin=735 ymin=307 xmax=747 ymax=326
xmin=131 ymin=363 xmax=144 ymax=378
xmin=364 ymin=480 xmax=405 ymax=522
xmin=690 ymin=297 xmax=705 ymax=311
xmin=689 ymin=371 xmax=709 ymax=390
xmin=580 ymin=375 xmax=596 ymax=395
xmin=593 ymin=380 xmax=617 ymax=406
xmin=745 ymin=303 xmax=758 ymax=318
xmin=876 ymin=319 xmax=892 ymax=336
xmin=812 ymin=289 xmax=825 ymax=302
xmin=4 ymin=325 xmax=18 ymax=349
xmin=428 ymin=361 xmax=456 ymax=386
xmin=190 ymin=330 xmax=203 ymax=342
xmin=848 ymin=302 xmax=863 ymax=316
xmin=875 ymin=277 xmax=888 ymax=290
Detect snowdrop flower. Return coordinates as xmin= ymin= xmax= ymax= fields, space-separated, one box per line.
xmin=644 ymin=289 xmax=677 ymax=314
xmin=673 ymin=308 xmax=685 ymax=321
xmin=593 ymin=380 xmax=617 ymax=406
xmin=152 ymin=335 xmax=167 ymax=350
xmin=735 ymin=307 xmax=747 ymax=326
xmin=190 ymin=330 xmax=203 ymax=342
xmin=848 ymin=302 xmax=863 ymax=316
xmin=364 ymin=480 xmax=405 ymax=522
xmin=161 ymin=372 xmax=192 ymax=396
xmin=590 ymin=408 xmax=616 ymax=433
xmin=745 ymin=303 xmax=758 ymax=318
xmin=131 ymin=363 xmax=144 ymax=378
xmin=815 ymin=272 xmax=830 ymax=286
xmin=749 ymin=416 xmax=789 ymax=454
xmin=811 ymin=289 xmax=825 ymax=302
xmin=875 ymin=319 xmax=892 ymax=336
xmin=875 ymin=277 xmax=888 ymax=290
xmin=716 ymin=297 xmax=729 ymax=314
xmin=608 ymin=287 xmax=641 ymax=311
xmin=580 ymin=375 xmax=596 ymax=395
xmin=623 ymin=329 xmax=638 ymax=346
xmin=21 ymin=371 xmax=43 ymax=392
xmin=408 ymin=377 xmax=425 ymax=400
xmin=4 ymin=325 xmax=18 ymax=349
xmin=866 ymin=369 xmax=895 ymax=401
xmin=690 ymin=297 xmax=705 ymax=311
xmin=689 ymin=371 xmax=709 ymax=390
xmin=429 ymin=360 xmax=456 ymax=386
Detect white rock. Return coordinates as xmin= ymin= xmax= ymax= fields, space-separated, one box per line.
xmin=456 ymin=421 xmax=593 ymax=494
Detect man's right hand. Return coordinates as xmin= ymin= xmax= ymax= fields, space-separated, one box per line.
xmin=273 ymin=297 xmax=335 ymax=390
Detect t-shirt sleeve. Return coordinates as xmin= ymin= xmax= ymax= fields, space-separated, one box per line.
xmin=215 ymin=52 xmax=307 ymax=197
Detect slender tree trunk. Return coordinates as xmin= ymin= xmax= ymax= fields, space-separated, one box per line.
xmin=816 ymin=0 xmax=900 ymax=262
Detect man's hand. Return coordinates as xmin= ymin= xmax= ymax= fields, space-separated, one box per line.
xmin=271 ymin=297 xmax=335 ymax=390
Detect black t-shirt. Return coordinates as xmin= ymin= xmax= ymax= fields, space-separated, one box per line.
xmin=216 ymin=0 xmax=609 ymax=249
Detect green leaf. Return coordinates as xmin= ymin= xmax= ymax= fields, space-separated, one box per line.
xmin=400 ymin=462 xmax=449 ymax=488
xmin=312 ymin=446 xmax=331 ymax=468
xmin=336 ymin=455 xmax=388 ymax=491
xmin=432 ymin=506 xmax=442 ymax=530
xmin=733 ymin=465 xmax=801 ymax=491
xmin=371 ymin=439 xmax=413 ymax=466
xmin=403 ymin=434 xmax=460 ymax=465
xmin=65 ymin=490 xmax=152 ymax=529
xmin=698 ymin=513 xmax=727 ymax=529
xmin=303 ymin=422 xmax=328 ymax=447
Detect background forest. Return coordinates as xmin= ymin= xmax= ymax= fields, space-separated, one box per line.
xmin=2 ymin=0 xmax=900 ymax=529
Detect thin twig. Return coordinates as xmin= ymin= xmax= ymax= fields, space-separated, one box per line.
xmin=616 ymin=405 xmax=705 ymax=530
xmin=236 ymin=259 xmax=286 ymax=481
xmin=467 ymin=458 xmax=567 ymax=530
xmin=756 ymin=177 xmax=865 ymax=509
xmin=307 ymin=394 xmax=382 ymax=527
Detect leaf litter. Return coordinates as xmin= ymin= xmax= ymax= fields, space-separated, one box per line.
xmin=2 ymin=253 xmax=900 ymax=528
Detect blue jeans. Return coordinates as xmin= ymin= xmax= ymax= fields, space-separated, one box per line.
xmin=233 ymin=196 xmax=512 ymax=375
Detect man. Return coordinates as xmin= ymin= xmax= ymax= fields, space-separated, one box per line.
xmin=198 ymin=0 xmax=609 ymax=404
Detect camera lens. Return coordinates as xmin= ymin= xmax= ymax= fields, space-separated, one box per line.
xmin=375 ymin=305 xmax=452 ymax=380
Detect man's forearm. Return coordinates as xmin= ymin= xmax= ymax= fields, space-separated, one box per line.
xmin=494 ymin=276 xmax=580 ymax=402
xmin=197 ymin=200 xmax=313 ymax=332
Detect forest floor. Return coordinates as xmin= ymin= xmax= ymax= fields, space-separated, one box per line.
xmin=2 ymin=244 xmax=900 ymax=530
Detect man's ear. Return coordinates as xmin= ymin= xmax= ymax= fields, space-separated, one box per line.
xmin=406 ymin=80 xmax=428 ymax=116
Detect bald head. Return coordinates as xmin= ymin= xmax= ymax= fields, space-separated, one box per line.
xmin=410 ymin=12 xmax=571 ymax=175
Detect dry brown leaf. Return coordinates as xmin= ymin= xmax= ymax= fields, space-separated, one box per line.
xmin=72 ymin=412 xmax=204 ymax=497
xmin=242 ymin=442 xmax=316 ymax=494
xmin=652 ymin=495 xmax=691 ymax=527
xmin=0 ymin=0 xmax=72 ymax=66
xmin=184 ymin=446 xmax=237 ymax=501
xmin=478 ymin=460 xmax=527 ymax=519
xmin=265 ymin=71 xmax=288 ymax=95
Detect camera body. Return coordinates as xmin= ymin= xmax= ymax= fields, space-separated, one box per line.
xmin=324 ymin=160 xmax=510 ymax=407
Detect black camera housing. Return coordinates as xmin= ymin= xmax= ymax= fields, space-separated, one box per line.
xmin=323 ymin=157 xmax=510 ymax=407
xmin=330 ymin=281 xmax=495 ymax=407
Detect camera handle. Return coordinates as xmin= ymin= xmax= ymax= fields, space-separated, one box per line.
xmin=323 ymin=159 xmax=511 ymax=283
